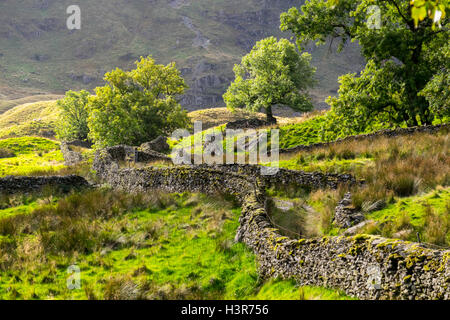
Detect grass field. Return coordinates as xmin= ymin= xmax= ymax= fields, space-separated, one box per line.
xmin=0 ymin=108 xmax=448 ymax=300
xmin=0 ymin=95 xmax=63 ymax=115
xmin=0 ymin=190 xmax=352 ymax=300
xmin=272 ymin=127 xmax=450 ymax=245
xmin=0 ymin=137 xmax=65 ymax=177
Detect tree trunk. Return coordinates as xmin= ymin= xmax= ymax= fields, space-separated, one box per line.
xmin=266 ymin=105 xmax=277 ymax=124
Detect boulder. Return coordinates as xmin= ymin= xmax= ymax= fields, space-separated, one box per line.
xmin=140 ymin=136 xmax=170 ymax=153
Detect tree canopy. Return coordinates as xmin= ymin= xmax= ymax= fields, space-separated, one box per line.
xmin=281 ymin=0 xmax=449 ymax=129
xmin=223 ymin=37 xmax=316 ymax=123
xmin=87 ymin=56 xmax=190 ymax=148
xmin=55 ymin=90 xmax=90 ymax=141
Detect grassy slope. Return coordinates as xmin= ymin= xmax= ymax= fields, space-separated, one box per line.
xmin=278 ymin=111 xmax=450 ymax=150
xmin=0 ymin=190 xmax=352 ymax=300
xmin=0 ymin=100 xmax=60 ymax=139
xmin=0 ymin=94 xmax=63 ymax=115
xmin=364 ymin=187 xmax=450 ymax=245
xmin=274 ymin=125 xmax=449 ymax=245
xmin=0 ymin=137 xmax=65 ymax=177
xmin=0 ymin=0 xmax=364 ymax=109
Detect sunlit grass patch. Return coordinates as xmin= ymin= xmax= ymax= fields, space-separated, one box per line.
xmin=0 ymin=137 xmax=65 ymax=177
xmin=363 ymin=187 xmax=450 ymax=246
xmin=252 ymin=279 xmax=355 ymax=300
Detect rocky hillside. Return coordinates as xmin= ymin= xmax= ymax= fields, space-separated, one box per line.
xmin=0 ymin=0 xmax=365 ymax=110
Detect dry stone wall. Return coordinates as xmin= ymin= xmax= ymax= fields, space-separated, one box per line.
xmin=239 ymin=190 xmax=450 ymax=300
xmin=0 ymin=175 xmax=89 ymax=195
xmin=92 ymin=145 xmax=450 ymax=300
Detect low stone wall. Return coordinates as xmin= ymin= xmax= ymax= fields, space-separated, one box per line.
xmin=0 ymin=175 xmax=90 ymax=195
xmin=239 ymin=190 xmax=450 ymax=300
xmin=92 ymin=145 xmax=171 ymax=179
xmin=280 ymin=123 xmax=450 ymax=154
xmin=93 ymin=146 xmax=450 ymax=300
xmin=226 ymin=118 xmax=273 ymax=130
xmin=195 ymin=164 xmax=358 ymax=190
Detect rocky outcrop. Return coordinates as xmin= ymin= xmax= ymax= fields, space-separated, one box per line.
xmin=0 ymin=175 xmax=90 ymax=195
xmin=92 ymin=145 xmax=171 ymax=180
xmin=60 ymin=140 xmax=93 ymax=166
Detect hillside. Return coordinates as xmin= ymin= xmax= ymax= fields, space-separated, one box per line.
xmin=0 ymin=100 xmax=60 ymax=138
xmin=0 ymin=114 xmax=448 ymax=300
xmin=0 ymin=0 xmax=364 ymax=110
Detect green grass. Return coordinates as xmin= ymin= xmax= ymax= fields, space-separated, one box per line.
xmin=363 ymin=187 xmax=450 ymax=246
xmin=276 ymin=157 xmax=374 ymax=174
xmin=0 ymin=137 xmax=65 ymax=177
xmin=268 ymin=127 xmax=449 ymax=242
xmin=279 ymin=115 xmax=333 ymax=149
xmin=251 ymin=279 xmax=354 ymax=300
xmin=0 ymin=203 xmax=38 ymax=219
xmin=367 ymin=188 xmax=450 ymax=228
xmin=0 ymin=190 xmax=353 ymax=300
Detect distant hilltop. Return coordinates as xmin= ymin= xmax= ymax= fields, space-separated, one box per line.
xmin=0 ymin=0 xmax=364 ymax=110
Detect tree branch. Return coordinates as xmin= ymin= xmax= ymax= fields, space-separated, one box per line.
xmin=385 ymin=0 xmax=414 ymax=30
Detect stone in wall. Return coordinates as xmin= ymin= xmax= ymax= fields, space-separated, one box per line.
xmin=60 ymin=140 xmax=94 ymax=166
xmin=238 ymin=190 xmax=450 ymax=300
xmin=92 ymin=145 xmax=171 ymax=180
xmin=334 ymin=192 xmax=365 ymax=228
xmin=226 ymin=118 xmax=272 ymax=130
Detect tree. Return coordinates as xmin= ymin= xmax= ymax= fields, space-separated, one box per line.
xmin=223 ymin=37 xmax=316 ymax=123
xmin=55 ymin=90 xmax=90 ymax=141
xmin=410 ymin=0 xmax=448 ymax=28
xmin=281 ymin=0 xmax=449 ymax=127
xmin=87 ymin=56 xmax=190 ymax=148
xmin=328 ymin=0 xmax=449 ymax=28
xmin=420 ymin=68 xmax=450 ymax=120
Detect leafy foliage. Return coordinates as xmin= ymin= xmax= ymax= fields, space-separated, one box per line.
xmin=55 ymin=90 xmax=90 ymax=141
xmin=223 ymin=37 xmax=316 ymax=122
xmin=419 ymin=67 xmax=450 ymax=120
xmin=87 ymin=56 xmax=190 ymax=148
xmin=328 ymin=0 xmax=449 ymax=28
xmin=281 ymin=0 xmax=449 ymax=128
xmin=410 ymin=0 xmax=448 ymax=28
